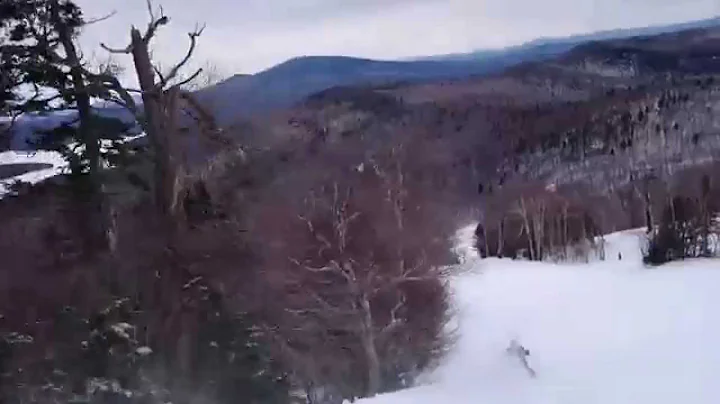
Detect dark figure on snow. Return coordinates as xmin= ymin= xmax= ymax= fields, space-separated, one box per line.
xmin=506 ymin=339 xmax=536 ymax=378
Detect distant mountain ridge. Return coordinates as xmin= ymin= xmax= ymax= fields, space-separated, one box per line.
xmin=239 ymin=23 xmax=720 ymax=220
xmin=425 ymin=16 xmax=720 ymax=62
xmin=5 ymin=16 xmax=720 ymax=152
xmin=196 ymin=56 xmax=507 ymax=124
xmin=198 ymin=16 xmax=720 ymax=125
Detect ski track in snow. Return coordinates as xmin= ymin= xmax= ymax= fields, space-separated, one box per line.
xmin=360 ymin=229 xmax=720 ymax=404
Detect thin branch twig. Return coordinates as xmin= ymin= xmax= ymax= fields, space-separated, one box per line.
xmin=164 ymin=27 xmax=205 ymax=84
xmin=172 ymin=67 xmax=203 ymax=89
xmin=85 ymin=10 xmax=118 ymax=26
xmin=100 ymin=43 xmax=132 ymax=54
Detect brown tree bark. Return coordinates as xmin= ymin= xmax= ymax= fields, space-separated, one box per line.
xmin=101 ymin=5 xmax=209 ymax=229
xmin=127 ymin=27 xmax=181 ymax=224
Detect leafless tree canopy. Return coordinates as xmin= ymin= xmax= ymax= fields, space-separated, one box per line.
xmin=254 ymin=144 xmax=456 ymax=399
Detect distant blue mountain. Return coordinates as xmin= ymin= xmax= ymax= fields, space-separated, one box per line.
xmin=198 ymin=16 xmax=720 ymax=124
xmin=197 ymin=56 xmax=510 ymax=123
xmin=5 ymin=16 xmax=717 ymax=136
xmin=427 ymin=16 xmax=720 ymax=62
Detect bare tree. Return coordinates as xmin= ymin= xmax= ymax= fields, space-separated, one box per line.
xmin=258 ymin=148 xmax=454 ymax=400
xmin=476 ymin=180 xmax=604 ymax=261
xmin=101 ymin=0 xmax=231 ymax=228
xmin=517 ymin=196 xmax=536 ymax=260
xmin=181 ymin=60 xmax=229 ymax=91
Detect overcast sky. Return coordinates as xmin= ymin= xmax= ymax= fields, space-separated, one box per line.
xmin=75 ymin=0 xmax=720 ymax=79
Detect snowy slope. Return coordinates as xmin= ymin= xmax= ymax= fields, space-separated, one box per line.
xmin=0 ymin=99 xmax=143 ymax=196
xmin=0 ymin=133 xmax=146 ymax=197
xmin=0 ymin=150 xmax=67 ymax=195
xmin=361 ymin=229 xmax=720 ymax=404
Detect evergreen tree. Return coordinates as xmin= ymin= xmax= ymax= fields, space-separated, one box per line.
xmin=191 ymin=291 xmax=289 ymax=404
xmin=0 ymin=299 xmax=158 ymax=403
xmin=0 ymin=0 xmax=139 ymax=252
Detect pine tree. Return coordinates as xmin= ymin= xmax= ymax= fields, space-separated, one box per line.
xmin=191 ymin=290 xmax=289 ymax=404
xmin=0 ymin=299 xmax=159 ymax=403
xmin=1 ymin=0 xmax=138 ymax=253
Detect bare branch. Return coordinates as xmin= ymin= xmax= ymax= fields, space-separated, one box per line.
xmin=85 ymin=10 xmax=118 ymax=26
xmin=297 ymin=262 xmax=337 ymax=275
xmin=176 ymin=90 xmax=224 ymax=134
xmin=143 ymin=16 xmax=170 ymax=43
xmin=146 ymin=0 xmax=155 ymax=21
xmin=364 ymin=260 xmax=380 ymax=290
xmin=339 ymin=260 xmax=358 ymax=285
xmin=100 ymin=43 xmax=133 ymax=54
xmin=172 ymin=67 xmax=203 ymax=89
xmin=376 ymin=274 xmax=435 ymax=294
xmin=379 ymin=293 xmax=406 ymax=337
xmin=163 ymin=26 xmax=205 ymax=85
xmin=298 ymin=214 xmax=315 ymax=234
xmin=390 ymin=294 xmax=405 ymax=319
xmin=153 ymin=65 xmax=167 ymax=88
xmin=316 ymin=234 xmax=333 ymax=254
xmin=140 ymin=0 xmax=170 ymax=44
xmin=85 ymin=70 xmax=140 ymax=112
xmin=308 ymin=291 xmax=356 ymax=316
xmin=402 ymin=250 xmax=428 ymax=278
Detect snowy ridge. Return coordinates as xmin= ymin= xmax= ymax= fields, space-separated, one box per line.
xmin=359 ymin=229 xmax=720 ymax=404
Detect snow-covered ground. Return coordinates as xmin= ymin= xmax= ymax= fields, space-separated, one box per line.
xmin=0 ymin=150 xmax=67 ymax=195
xmin=0 ymin=102 xmax=143 ymax=196
xmin=361 ymin=228 xmax=720 ymax=404
xmin=0 ymin=134 xmax=146 ymax=197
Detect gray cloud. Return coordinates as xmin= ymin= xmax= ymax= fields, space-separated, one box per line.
xmin=74 ymin=0 xmax=720 ymax=83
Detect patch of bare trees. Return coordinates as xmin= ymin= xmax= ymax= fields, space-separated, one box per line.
xmin=475 ymin=183 xmax=602 ymax=261
xmin=256 ymin=145 xmax=456 ymax=401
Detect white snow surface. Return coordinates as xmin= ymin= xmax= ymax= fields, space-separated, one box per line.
xmin=360 ymin=228 xmax=720 ymax=404
xmin=0 ymin=150 xmax=67 ymax=195
xmin=0 ymin=134 xmax=146 ymax=197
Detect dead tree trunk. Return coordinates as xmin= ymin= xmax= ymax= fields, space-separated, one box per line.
xmin=642 ymin=179 xmax=654 ymax=234
xmin=562 ymin=204 xmax=569 ymax=260
xmin=519 ymin=197 xmax=535 ymax=261
xmin=100 ymin=2 xmax=216 ymax=380
xmin=102 ymin=4 xmax=208 ymax=228
xmin=701 ymin=175 xmax=712 ymax=256
xmin=497 ymin=217 xmax=505 ymax=258
xmin=129 ymin=28 xmax=176 ymax=219
xmin=533 ymin=202 xmax=546 ymax=260
xmin=359 ymin=293 xmax=381 ymax=397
